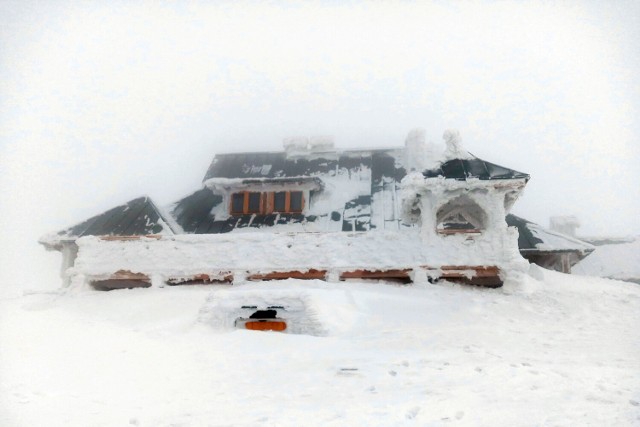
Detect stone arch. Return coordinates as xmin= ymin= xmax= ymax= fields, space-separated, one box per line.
xmin=436 ymin=195 xmax=488 ymax=232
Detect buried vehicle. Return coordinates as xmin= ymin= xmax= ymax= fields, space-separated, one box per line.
xmin=234 ymin=306 xmax=289 ymax=331
xmin=199 ymin=285 xmax=332 ymax=335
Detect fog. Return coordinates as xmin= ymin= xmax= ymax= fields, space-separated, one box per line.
xmin=1 ymin=1 xmax=638 ymax=290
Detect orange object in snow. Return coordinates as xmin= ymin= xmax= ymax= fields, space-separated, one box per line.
xmin=244 ymin=320 xmax=287 ymax=331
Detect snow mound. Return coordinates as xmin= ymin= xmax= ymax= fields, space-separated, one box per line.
xmin=573 ymin=236 xmax=640 ymax=283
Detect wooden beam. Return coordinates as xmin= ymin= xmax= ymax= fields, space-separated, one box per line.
xmin=110 ymin=269 xmax=150 ymax=281
xmin=99 ymin=235 xmax=162 ymax=241
xmin=90 ymin=279 xmax=152 ymax=290
xmin=438 ymin=265 xmax=500 ymax=278
xmin=340 ymin=269 xmax=411 ymax=281
xmin=426 ymin=265 xmax=503 ymax=287
xmin=247 ymin=269 xmax=327 ymax=281
xmin=436 ymin=229 xmax=482 ymax=235
xmin=167 ymin=273 xmax=233 ymax=285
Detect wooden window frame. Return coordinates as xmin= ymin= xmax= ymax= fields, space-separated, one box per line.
xmin=230 ymin=190 xmax=305 ymax=215
xmin=230 ymin=191 xmax=264 ymax=215
xmin=288 ymin=191 xmax=304 ymax=213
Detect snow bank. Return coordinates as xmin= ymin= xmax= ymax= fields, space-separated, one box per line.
xmin=3 ymin=271 xmax=639 ymax=426
xmin=573 ymin=237 xmax=640 ymax=283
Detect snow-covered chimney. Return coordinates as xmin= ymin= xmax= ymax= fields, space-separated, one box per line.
xmin=283 ymin=136 xmax=334 ymax=157
xmin=443 ymin=129 xmax=464 ymax=158
xmin=404 ymin=128 xmax=427 ymax=172
xmin=549 ymin=216 xmax=580 ymax=237
xmin=309 ymin=136 xmax=335 ymax=152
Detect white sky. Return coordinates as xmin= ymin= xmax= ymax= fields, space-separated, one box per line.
xmin=1 ymin=1 xmax=639 ymax=287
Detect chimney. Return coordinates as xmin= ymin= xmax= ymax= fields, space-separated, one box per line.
xmin=283 ymin=136 xmax=335 ymax=157
xmin=549 ymin=216 xmax=580 ymax=237
xmin=404 ymin=128 xmax=427 ymax=172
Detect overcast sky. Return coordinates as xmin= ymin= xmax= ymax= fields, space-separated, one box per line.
xmin=1 ymin=1 xmax=639 ymax=288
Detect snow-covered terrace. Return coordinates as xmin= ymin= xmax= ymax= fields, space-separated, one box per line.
xmin=71 ymin=227 xmax=528 ymax=288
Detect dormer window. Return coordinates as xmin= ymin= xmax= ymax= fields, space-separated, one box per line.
xmin=274 ymin=191 xmax=287 ymax=211
xmin=230 ymin=190 xmax=305 ymax=215
xmin=231 ymin=191 xmax=263 ymax=215
xmin=276 ymin=191 xmax=303 ymax=213
xmin=248 ymin=192 xmax=262 ymax=213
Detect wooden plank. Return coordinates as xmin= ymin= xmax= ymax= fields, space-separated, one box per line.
xmin=91 ymin=279 xmax=152 ymax=290
xmin=436 ymin=229 xmax=482 ymax=235
xmin=426 ymin=265 xmax=503 ymax=287
xmin=99 ymin=235 xmax=162 ymax=241
xmin=167 ymin=273 xmax=233 ymax=285
xmin=110 ymin=269 xmax=150 ymax=281
xmin=248 ymin=269 xmax=327 ymax=281
xmin=265 ymin=192 xmax=274 ymax=214
xmin=340 ymin=269 xmax=411 ymax=280
xmin=438 ymin=266 xmax=500 ymax=278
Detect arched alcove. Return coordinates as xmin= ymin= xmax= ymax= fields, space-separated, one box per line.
xmin=436 ymin=195 xmax=488 ymax=233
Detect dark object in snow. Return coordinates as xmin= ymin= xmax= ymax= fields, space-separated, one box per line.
xmin=235 ymin=311 xmax=288 ymax=331
xmin=249 ymin=309 xmax=278 ymax=319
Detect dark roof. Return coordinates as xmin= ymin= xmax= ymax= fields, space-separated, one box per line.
xmin=423 ymin=157 xmax=529 ymax=181
xmin=203 ymin=149 xmax=402 ymax=181
xmin=52 ymin=196 xmax=175 ymax=241
xmin=49 ymin=148 xmax=532 ymax=244
xmin=506 ymin=214 xmax=594 ymax=254
xmin=507 ymin=214 xmax=544 ymax=250
xmin=185 ymin=149 xmax=531 ymax=235
xmin=173 ymin=149 xmax=406 ymax=234
xmin=170 ymin=188 xmax=223 ymax=233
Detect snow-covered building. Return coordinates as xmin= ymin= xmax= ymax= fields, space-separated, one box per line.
xmin=40 ymin=129 xmax=592 ymax=290
xmin=506 ymin=215 xmax=594 ymax=273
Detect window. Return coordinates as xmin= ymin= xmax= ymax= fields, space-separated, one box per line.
xmin=289 ymin=191 xmax=303 ymax=212
xmin=274 ymin=191 xmax=287 ymax=212
xmin=436 ymin=195 xmax=487 ymax=234
xmin=231 ymin=193 xmax=245 ymax=214
xmin=230 ymin=191 xmax=305 ymax=215
xmin=247 ymin=192 xmax=261 ymax=213
xmin=230 ymin=191 xmax=264 ymax=215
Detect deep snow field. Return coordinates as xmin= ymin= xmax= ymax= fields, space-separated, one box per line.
xmin=1 ymin=267 xmax=639 ymax=427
